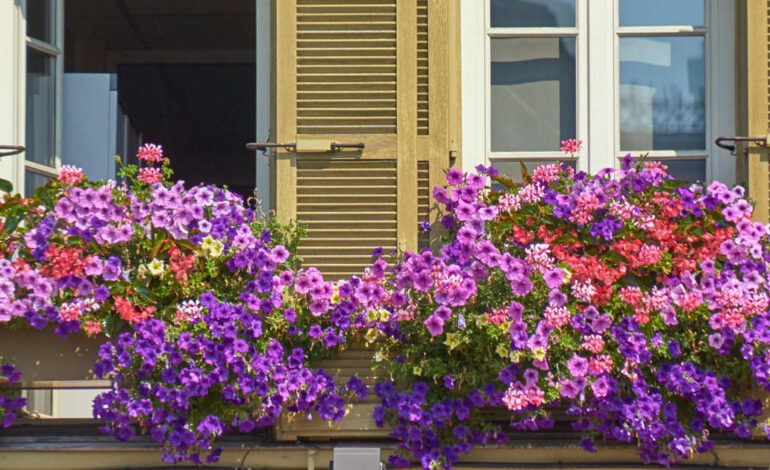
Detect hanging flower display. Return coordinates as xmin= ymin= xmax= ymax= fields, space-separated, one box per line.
xmin=1 ymin=142 xmax=769 ymax=469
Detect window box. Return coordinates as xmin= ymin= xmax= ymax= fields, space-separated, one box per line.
xmin=274 ymin=347 xmax=392 ymax=442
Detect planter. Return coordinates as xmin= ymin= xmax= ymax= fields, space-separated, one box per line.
xmin=274 ymin=347 xmax=392 ymax=441
xmin=0 ymin=327 xmax=107 ymax=386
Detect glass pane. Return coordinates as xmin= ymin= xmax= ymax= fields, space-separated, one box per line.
xmin=620 ymin=36 xmax=705 ymax=152
xmin=492 ymin=160 xmax=577 ymax=186
xmin=26 ymin=0 xmax=53 ymax=43
xmin=490 ymin=37 xmax=576 ymax=152
xmin=25 ymin=171 xmax=51 ymax=196
xmin=662 ymin=159 xmax=706 ymax=182
xmin=490 ymin=0 xmax=576 ymax=28
xmin=620 ymin=0 xmax=704 ymax=27
xmin=26 ymin=48 xmax=56 ymax=167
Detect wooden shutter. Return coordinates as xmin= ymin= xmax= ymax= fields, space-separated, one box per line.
xmin=743 ymin=0 xmax=770 ymax=223
xmin=273 ymin=0 xmax=459 ymax=278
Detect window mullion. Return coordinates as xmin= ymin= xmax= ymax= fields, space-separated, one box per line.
xmin=587 ymin=0 xmax=616 ymax=172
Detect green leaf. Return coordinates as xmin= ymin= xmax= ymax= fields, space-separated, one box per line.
xmin=33 ymin=185 xmax=54 ymax=209
xmin=661 ymin=179 xmax=691 ymax=189
xmin=151 ymin=236 xmax=167 ymax=258
xmin=603 ymin=250 xmax=629 ymax=265
xmin=133 ymin=285 xmax=157 ymax=302
xmin=519 ymin=161 xmax=532 ymax=184
xmin=0 ymin=178 xmax=13 ymax=193
xmin=2 ymin=215 xmax=21 ymax=235
xmin=491 ymin=174 xmax=517 ymax=190
xmin=176 ymin=239 xmax=196 ymax=251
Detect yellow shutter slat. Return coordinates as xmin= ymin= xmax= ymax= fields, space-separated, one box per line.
xmin=296 ymin=158 xmax=398 ymax=279
xmin=296 ymin=0 xmax=398 ymax=135
xmin=417 ymin=0 xmax=429 ymax=135
xmin=417 ymin=161 xmax=431 ymax=249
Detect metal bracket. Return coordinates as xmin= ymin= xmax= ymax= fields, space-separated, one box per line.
xmin=245 ymin=141 xmax=365 ymax=153
xmin=715 ymin=135 xmax=770 ymax=154
xmin=0 ymin=145 xmax=25 ymax=158
xmin=245 ymin=142 xmax=296 ymax=152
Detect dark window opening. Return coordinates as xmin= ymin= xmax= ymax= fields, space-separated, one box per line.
xmin=64 ymin=0 xmax=256 ymax=197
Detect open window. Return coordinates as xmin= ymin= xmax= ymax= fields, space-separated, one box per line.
xmin=62 ymin=0 xmax=260 ymax=198
xmin=3 ymin=0 xmax=269 ymax=420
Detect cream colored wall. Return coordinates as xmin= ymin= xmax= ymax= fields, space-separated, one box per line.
xmin=0 ymin=1 xmax=25 ymax=193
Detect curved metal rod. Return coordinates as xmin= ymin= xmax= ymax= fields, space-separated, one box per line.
xmin=0 ymin=145 xmax=25 ymax=158
xmin=715 ymin=136 xmax=768 ymax=153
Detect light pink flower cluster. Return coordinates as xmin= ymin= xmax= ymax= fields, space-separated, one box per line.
xmin=588 ymin=355 xmax=613 ymax=375
xmin=531 ymin=164 xmax=562 ymax=183
xmin=503 ymin=384 xmax=545 ymax=411
xmin=137 ymin=143 xmax=164 ymax=163
xmin=497 ymin=193 xmax=521 ymax=213
xmin=559 ymin=138 xmax=582 ymax=154
xmin=138 ymin=167 xmax=163 ymax=184
xmin=582 ymin=334 xmax=605 ymax=353
xmin=58 ymin=165 xmax=84 ymax=185
xmin=175 ymin=299 xmax=203 ymax=323
xmin=544 ymin=305 xmax=570 ymax=329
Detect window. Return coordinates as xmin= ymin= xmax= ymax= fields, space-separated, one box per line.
xmin=462 ymin=0 xmax=735 ymax=184
xmin=24 ymin=0 xmax=62 ymax=195
xmin=617 ymin=0 xmax=707 ymax=181
xmin=485 ymin=0 xmax=587 ymax=175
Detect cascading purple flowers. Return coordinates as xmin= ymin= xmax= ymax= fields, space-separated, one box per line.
xmin=358 ymin=159 xmax=770 ymax=468
xmin=0 ymin=363 xmax=25 ymax=428
xmin=4 ymin=144 xmax=770 ymax=470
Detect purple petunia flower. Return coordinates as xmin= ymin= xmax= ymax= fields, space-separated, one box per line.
xmin=543 ymin=268 xmax=565 ymax=289
xmin=446 ymin=168 xmax=464 ymax=186
xmin=424 ymin=314 xmax=445 ymax=337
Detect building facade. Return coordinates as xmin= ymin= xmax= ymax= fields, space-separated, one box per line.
xmin=2 ymin=0 xmax=770 ymax=468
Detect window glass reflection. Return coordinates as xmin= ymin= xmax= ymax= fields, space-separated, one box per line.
xmin=491 ymin=37 xmax=576 ymax=152
xmin=25 ymin=171 xmax=51 ymax=196
xmin=25 ymin=48 xmax=57 ymax=167
xmin=620 ymin=0 xmax=704 ymax=27
xmin=490 ymin=0 xmax=576 ymax=28
xmin=620 ymin=36 xmax=705 ymax=151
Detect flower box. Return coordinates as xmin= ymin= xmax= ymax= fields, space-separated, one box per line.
xmin=274 ymin=347 xmax=392 ymax=441
xmin=0 ymin=327 xmax=105 ymax=385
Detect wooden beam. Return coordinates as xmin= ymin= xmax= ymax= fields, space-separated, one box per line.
xmin=746 ymin=0 xmax=770 ymax=222
xmin=1 ymin=438 xmax=770 ymax=470
xmin=273 ymin=0 xmax=297 ymax=224
xmin=397 ymin=0 xmax=419 ymax=252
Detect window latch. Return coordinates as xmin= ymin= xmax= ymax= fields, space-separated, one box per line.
xmin=715 ymin=135 xmax=770 ymax=154
xmin=245 ymin=140 xmax=364 ymax=153
xmin=0 ymin=145 xmax=25 ymax=158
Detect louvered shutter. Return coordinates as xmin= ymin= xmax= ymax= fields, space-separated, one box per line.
xmin=273 ymin=0 xmax=459 ymax=278
xmin=740 ymin=0 xmax=770 ymax=223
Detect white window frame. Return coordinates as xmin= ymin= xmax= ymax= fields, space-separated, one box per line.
xmin=481 ymin=0 xmax=589 ymax=172
xmin=0 ymin=2 xmax=26 ymax=192
xmin=462 ymin=0 xmax=735 ymax=185
xmin=22 ymin=0 xmax=64 ymax=194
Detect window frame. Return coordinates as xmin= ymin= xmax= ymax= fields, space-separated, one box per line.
xmin=612 ymin=1 xmax=709 ymax=181
xmin=482 ymin=0 xmax=589 ymax=171
xmin=462 ymin=0 xmax=735 ymax=185
xmin=22 ymin=0 xmax=64 ymax=194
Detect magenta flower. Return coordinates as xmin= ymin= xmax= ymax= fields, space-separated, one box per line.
xmin=446 ymin=168 xmax=464 ymax=186
xmin=424 ymin=314 xmax=445 ymax=337
xmin=543 ymin=268 xmax=565 ymax=289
